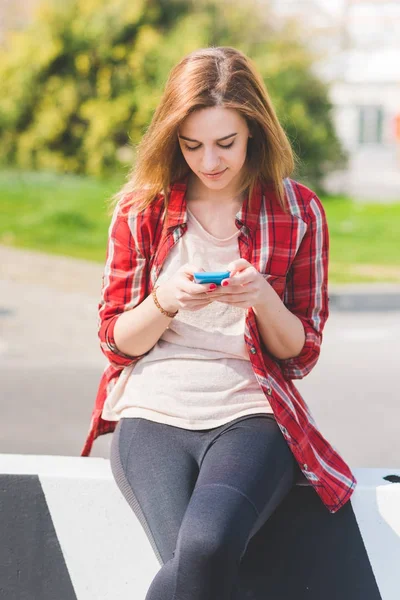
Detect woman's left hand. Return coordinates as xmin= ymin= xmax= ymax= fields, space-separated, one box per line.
xmin=205 ymin=258 xmax=266 ymax=309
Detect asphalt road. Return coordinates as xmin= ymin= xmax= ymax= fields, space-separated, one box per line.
xmin=1 ymin=272 xmax=399 ymax=472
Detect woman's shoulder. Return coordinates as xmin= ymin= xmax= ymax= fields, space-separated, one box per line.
xmin=111 ymin=188 xmax=166 ymax=256
xmin=116 ymin=187 xmax=166 ymax=220
xmin=281 ymin=177 xmax=325 ymax=221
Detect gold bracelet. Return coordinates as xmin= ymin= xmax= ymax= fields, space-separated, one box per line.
xmin=152 ymin=285 xmax=179 ymax=318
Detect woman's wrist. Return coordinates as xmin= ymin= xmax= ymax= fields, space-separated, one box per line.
xmin=154 ymin=282 xmax=179 ymax=314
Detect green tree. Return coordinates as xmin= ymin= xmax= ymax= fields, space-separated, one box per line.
xmin=0 ymin=0 xmax=346 ymax=186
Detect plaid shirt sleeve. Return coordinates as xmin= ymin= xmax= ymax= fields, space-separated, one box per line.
xmin=98 ymin=204 xmax=150 ymax=370
xmin=276 ymin=194 xmax=330 ymax=380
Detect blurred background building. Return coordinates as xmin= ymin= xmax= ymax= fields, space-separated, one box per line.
xmin=271 ymin=0 xmax=400 ymax=200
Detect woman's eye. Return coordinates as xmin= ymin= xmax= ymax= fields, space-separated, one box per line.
xmin=184 ymin=142 xmax=234 ymax=152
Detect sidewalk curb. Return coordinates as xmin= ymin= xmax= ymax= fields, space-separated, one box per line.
xmin=329 ymin=284 xmax=400 ymax=312
xmin=1 ymin=245 xmax=399 ymax=311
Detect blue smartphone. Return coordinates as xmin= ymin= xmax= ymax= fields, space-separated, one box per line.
xmin=193 ymin=271 xmax=231 ymax=285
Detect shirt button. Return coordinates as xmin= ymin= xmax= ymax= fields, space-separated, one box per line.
xmin=303 ymin=464 xmax=308 ymax=470
xmin=266 ymin=386 xmax=272 ymax=396
xmin=250 ymin=347 xmax=257 ymax=354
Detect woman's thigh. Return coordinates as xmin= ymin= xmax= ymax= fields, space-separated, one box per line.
xmin=110 ymin=417 xmax=199 ymax=565
xmin=192 ymin=415 xmax=297 ymax=551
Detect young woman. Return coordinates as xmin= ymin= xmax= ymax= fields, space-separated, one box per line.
xmin=81 ymin=46 xmax=357 ymax=599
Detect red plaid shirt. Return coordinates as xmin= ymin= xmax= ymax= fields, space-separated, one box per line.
xmin=81 ymin=174 xmax=357 ymax=514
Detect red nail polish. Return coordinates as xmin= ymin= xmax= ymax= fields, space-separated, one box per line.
xmin=222 ymin=281 xmax=229 ymax=287
xmin=209 ymin=283 xmax=217 ymax=290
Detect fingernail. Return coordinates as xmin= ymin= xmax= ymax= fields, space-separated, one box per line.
xmin=222 ymin=281 xmax=229 ymax=287
xmin=208 ymin=284 xmax=217 ymax=290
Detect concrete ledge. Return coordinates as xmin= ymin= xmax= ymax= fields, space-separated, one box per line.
xmin=329 ymin=283 xmax=400 ymax=312
xmin=1 ymin=454 xmax=399 ymax=600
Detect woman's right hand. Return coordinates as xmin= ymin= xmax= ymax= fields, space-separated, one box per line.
xmin=155 ymin=264 xmax=216 ymax=313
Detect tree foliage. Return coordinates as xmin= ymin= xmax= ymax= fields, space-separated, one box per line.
xmin=0 ymin=0 xmax=346 ymax=186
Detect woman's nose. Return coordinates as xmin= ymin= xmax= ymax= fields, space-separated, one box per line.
xmin=202 ymin=148 xmax=222 ymax=172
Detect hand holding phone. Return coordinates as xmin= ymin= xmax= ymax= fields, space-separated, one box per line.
xmin=156 ymin=265 xmax=228 ymax=313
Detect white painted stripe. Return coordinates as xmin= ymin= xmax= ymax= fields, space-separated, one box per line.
xmin=352 ymin=474 xmax=400 ymax=600
xmin=40 ymin=467 xmax=159 ymax=600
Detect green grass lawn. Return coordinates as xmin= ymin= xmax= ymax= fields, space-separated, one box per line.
xmin=1 ymin=169 xmax=399 ymax=284
xmin=0 ymin=170 xmax=118 ymax=262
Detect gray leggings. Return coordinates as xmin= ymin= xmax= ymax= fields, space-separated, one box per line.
xmin=110 ymin=413 xmax=298 ymax=600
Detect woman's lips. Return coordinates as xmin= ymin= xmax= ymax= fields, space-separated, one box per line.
xmin=202 ymin=168 xmax=227 ymax=179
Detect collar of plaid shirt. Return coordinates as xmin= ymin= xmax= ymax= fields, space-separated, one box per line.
xmin=81 ymin=174 xmax=357 ymax=515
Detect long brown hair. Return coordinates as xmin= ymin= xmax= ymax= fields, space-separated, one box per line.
xmin=111 ymin=46 xmax=295 ymax=217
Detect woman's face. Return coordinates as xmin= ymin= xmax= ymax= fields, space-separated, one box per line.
xmin=177 ymin=106 xmax=251 ymax=192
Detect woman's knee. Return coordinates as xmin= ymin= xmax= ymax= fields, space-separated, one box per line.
xmin=177 ymin=486 xmax=255 ymax=565
xmin=178 ymin=525 xmax=237 ymax=569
